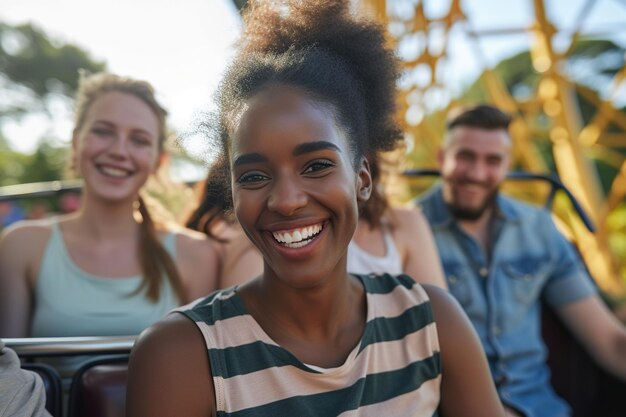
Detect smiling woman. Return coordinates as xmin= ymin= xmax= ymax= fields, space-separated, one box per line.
xmin=230 ymin=85 xmax=364 ymax=284
xmin=0 ymin=73 xmax=221 ymax=343
xmin=126 ymin=1 xmax=504 ymax=416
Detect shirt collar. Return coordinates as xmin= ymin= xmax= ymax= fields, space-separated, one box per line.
xmin=424 ymin=184 xmax=521 ymax=229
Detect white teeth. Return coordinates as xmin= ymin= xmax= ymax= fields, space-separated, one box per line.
xmin=272 ymin=223 xmax=323 ymax=246
xmin=100 ymin=166 xmax=129 ymax=178
xmin=285 ymin=240 xmax=310 ymax=249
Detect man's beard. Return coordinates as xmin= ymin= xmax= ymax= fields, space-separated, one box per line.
xmin=446 ymin=188 xmax=499 ymax=221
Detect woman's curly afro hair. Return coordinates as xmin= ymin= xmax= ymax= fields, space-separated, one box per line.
xmin=199 ymin=0 xmax=403 ymax=228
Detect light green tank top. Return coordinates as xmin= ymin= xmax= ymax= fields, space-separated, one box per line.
xmin=30 ymin=221 xmax=180 ymax=337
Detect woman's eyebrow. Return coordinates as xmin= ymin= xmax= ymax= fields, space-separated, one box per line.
xmin=293 ymin=140 xmax=341 ymax=156
xmin=91 ymin=119 xmax=153 ymax=136
xmin=233 ymin=141 xmax=341 ymax=168
xmin=233 ymin=152 xmax=267 ymax=168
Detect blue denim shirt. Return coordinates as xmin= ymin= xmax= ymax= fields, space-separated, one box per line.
xmin=419 ymin=186 xmax=597 ymax=417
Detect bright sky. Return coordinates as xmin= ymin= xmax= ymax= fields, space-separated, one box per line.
xmin=1 ymin=0 xmax=242 ymax=160
xmin=2 ymin=0 xmax=625 ymax=173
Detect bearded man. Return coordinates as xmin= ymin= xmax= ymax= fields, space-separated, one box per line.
xmin=418 ymin=104 xmax=626 ymax=417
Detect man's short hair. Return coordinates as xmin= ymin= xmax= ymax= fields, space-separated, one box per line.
xmin=446 ymin=104 xmax=512 ymax=131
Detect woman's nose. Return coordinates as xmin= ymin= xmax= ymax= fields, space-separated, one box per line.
xmin=267 ymin=175 xmax=308 ymax=216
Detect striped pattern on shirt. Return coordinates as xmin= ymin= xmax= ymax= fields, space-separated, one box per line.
xmin=178 ymin=273 xmax=441 ymax=417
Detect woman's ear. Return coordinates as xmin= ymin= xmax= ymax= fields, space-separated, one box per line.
xmin=356 ymin=157 xmax=372 ymax=202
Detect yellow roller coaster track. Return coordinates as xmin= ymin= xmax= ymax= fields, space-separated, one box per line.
xmin=362 ymin=0 xmax=626 ymax=297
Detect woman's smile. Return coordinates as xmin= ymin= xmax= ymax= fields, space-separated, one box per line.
xmin=231 ymin=85 xmax=370 ymax=285
xmin=271 ymin=222 xmax=323 ymax=247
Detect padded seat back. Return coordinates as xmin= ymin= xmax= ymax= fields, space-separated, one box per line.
xmin=68 ymin=356 xmax=129 ymax=417
xmin=542 ymin=306 xmax=601 ymax=417
xmin=542 ymin=305 xmax=626 ymax=417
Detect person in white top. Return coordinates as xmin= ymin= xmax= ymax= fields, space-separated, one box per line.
xmin=347 ymin=155 xmax=446 ymax=286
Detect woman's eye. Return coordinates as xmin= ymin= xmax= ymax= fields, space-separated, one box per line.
xmin=92 ymin=128 xmax=113 ymax=136
xmin=236 ymin=172 xmax=269 ymax=184
xmin=131 ymin=136 xmax=151 ymax=146
xmin=303 ymin=160 xmax=334 ymax=174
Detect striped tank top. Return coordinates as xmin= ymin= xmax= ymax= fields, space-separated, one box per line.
xmin=179 ymin=273 xmax=441 ymax=417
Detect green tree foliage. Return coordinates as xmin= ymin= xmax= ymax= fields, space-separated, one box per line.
xmin=463 ymin=39 xmax=625 ymax=120
xmin=19 ymin=141 xmax=69 ymax=184
xmin=0 ymin=144 xmax=29 ymax=187
xmin=0 ymin=140 xmax=68 ymax=187
xmin=0 ymin=21 xmax=105 ymax=118
xmin=0 ymin=21 xmax=106 ymax=186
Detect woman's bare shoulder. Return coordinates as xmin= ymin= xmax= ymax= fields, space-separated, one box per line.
xmin=171 ymin=225 xmax=211 ymax=241
xmin=386 ymin=206 xmax=432 ymax=242
xmin=421 ymin=284 xmax=458 ymax=314
xmin=127 ymin=313 xmax=216 ymax=416
xmin=0 ymin=218 xmax=61 ymax=290
xmin=0 ymin=217 xmax=60 ymax=253
xmin=420 ymin=283 xmax=479 ymax=351
xmin=131 ymin=313 xmax=205 ymax=360
xmin=166 ymin=227 xmax=222 ymax=298
xmin=420 ymin=284 xmax=504 ymax=416
xmin=387 ymin=206 xmax=428 ymax=228
xmin=170 ymin=227 xmax=223 ymax=257
xmin=1 ymin=217 xmax=54 ymax=238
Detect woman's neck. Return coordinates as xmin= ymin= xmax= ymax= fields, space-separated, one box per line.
xmin=247 ymin=267 xmax=364 ymax=336
xmin=242 ymin=270 xmax=366 ymax=367
xmin=71 ymin=194 xmax=140 ymax=240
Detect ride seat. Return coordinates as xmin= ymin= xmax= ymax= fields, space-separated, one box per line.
xmin=542 ymin=304 xmax=626 ymax=417
xmin=68 ymin=356 xmax=128 ymax=417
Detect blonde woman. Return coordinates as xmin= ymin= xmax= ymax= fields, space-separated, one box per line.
xmin=0 ymin=73 xmax=220 ymax=338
